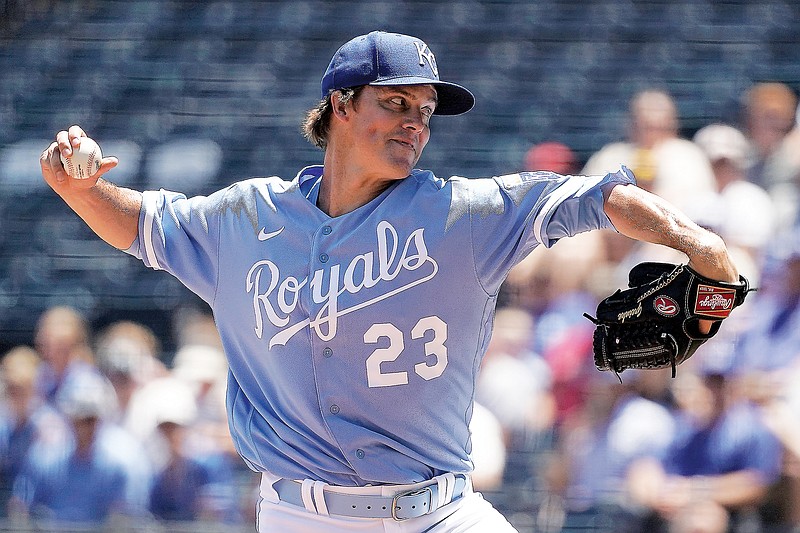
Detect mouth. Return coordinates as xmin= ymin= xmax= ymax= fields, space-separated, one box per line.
xmin=391 ymin=139 xmax=417 ymax=155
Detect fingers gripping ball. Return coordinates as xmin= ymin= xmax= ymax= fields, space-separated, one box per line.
xmin=60 ymin=137 xmax=102 ymax=180
xmin=584 ymin=262 xmax=753 ymax=378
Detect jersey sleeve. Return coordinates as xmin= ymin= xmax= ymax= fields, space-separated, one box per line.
xmin=123 ymin=187 xmax=225 ymax=304
xmin=468 ymin=167 xmax=635 ymax=290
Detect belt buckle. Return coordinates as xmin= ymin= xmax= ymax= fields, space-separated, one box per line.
xmin=391 ymin=486 xmax=433 ymax=521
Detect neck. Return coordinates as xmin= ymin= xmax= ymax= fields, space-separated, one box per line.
xmin=318 ymin=151 xmax=400 ymax=217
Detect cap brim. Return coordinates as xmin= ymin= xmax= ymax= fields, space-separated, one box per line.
xmin=369 ymin=76 xmax=475 ymax=116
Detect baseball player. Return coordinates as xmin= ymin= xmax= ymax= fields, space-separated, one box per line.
xmin=40 ymin=31 xmax=740 ymax=532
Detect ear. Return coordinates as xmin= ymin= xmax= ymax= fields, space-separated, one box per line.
xmin=330 ymin=91 xmax=351 ymax=123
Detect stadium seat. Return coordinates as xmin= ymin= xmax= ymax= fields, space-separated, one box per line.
xmin=144 ymin=138 xmax=223 ymax=194
xmin=0 ymin=139 xmax=51 ymax=194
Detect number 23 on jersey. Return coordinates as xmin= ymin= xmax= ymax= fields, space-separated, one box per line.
xmin=364 ymin=316 xmax=448 ymax=388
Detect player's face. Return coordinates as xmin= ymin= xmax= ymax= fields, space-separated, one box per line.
xmin=349 ymin=85 xmax=436 ymax=179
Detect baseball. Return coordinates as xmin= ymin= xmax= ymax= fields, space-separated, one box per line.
xmin=60 ymin=137 xmax=102 ymax=180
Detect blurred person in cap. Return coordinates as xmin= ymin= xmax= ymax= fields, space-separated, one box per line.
xmin=690 ymin=123 xmax=775 ymax=282
xmin=475 ymin=306 xmax=552 ymax=502
xmin=477 ymin=307 xmax=554 ymax=444
xmin=11 ymin=372 xmax=152 ymax=526
xmin=170 ymin=343 xmax=257 ymax=524
xmin=42 ymin=31 xmax=743 ymax=532
xmin=147 ymin=380 xmax=212 ymax=522
xmin=129 ymin=364 xmax=248 ymax=524
xmin=0 ymin=346 xmax=70 ymax=518
xmin=172 ymin=343 xmax=228 ymax=426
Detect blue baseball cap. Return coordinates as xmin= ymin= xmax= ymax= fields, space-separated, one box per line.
xmin=321 ymin=31 xmax=475 ymax=116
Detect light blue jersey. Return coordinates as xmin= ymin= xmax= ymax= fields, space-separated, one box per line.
xmin=126 ymin=165 xmax=634 ymax=486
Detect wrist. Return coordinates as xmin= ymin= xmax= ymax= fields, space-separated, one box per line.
xmin=687 ymin=235 xmax=738 ymax=283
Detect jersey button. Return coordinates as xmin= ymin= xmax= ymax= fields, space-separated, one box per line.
xmin=355 ymin=449 xmax=365 ymax=459
xmin=322 ymin=226 xmax=332 ymax=235
xmin=330 ymin=404 xmax=340 ymax=415
xmin=323 ymin=347 xmax=333 ymax=358
xmin=319 ymin=253 xmax=329 ymax=263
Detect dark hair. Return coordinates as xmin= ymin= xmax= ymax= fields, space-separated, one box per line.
xmin=302 ymin=87 xmax=364 ymax=149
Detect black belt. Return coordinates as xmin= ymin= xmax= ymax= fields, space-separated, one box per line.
xmin=272 ymin=474 xmax=469 ymax=521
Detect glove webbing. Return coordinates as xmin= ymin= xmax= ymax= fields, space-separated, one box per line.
xmin=586 ymin=317 xmax=679 ymax=378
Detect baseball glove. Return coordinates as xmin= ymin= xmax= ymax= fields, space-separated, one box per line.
xmin=584 ymin=262 xmax=752 ymax=377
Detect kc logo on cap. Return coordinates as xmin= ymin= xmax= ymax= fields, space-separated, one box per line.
xmin=320 ymin=31 xmax=475 ymax=116
xmin=414 ymin=41 xmax=438 ymax=77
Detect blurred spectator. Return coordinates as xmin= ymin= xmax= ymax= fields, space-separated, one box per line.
xmin=731 ymin=228 xmax=800 ymax=375
xmin=12 ymin=372 xmax=152 ymax=526
xmin=476 ymin=307 xmax=554 ymax=513
xmin=690 ymin=123 xmax=774 ymax=282
xmin=577 ymin=90 xmax=724 ymax=303
xmin=542 ymin=369 xmax=676 ymax=532
xmin=169 ymin=309 xmax=231 ymax=458
xmin=628 ymin=369 xmax=782 ymax=533
xmin=742 ymin=83 xmax=797 ymax=189
xmin=582 ymin=89 xmax=716 ymax=212
xmin=147 ymin=382 xmax=213 ymax=522
xmin=94 ymin=320 xmax=168 ymax=422
xmin=0 ymin=346 xmax=70 ymax=518
xmin=33 ymin=306 xmax=103 ymax=408
xmin=741 ymin=82 xmax=800 ymax=231
xmin=524 ymin=141 xmax=578 ymax=175
xmin=129 ymin=361 xmax=246 ymax=524
xmin=124 ymin=375 xmax=198 ymax=466
xmin=172 ymin=343 xmax=228 ymax=429
xmin=502 ymin=231 xmax=610 ymax=426
xmin=758 ymin=359 xmax=800 ymax=529
xmin=477 ymin=307 xmax=554 ymax=442
xmin=168 ymin=314 xmax=255 ymax=524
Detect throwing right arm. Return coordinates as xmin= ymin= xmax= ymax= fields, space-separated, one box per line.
xmin=40 ymin=125 xmax=141 ymax=250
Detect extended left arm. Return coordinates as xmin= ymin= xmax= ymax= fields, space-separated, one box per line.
xmin=602 ymin=183 xmax=740 ymax=335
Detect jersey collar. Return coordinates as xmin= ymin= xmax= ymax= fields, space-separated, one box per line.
xmin=296 ymin=165 xmax=324 ymax=205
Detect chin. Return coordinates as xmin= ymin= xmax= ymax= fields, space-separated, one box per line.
xmin=383 ymin=161 xmax=415 ymax=180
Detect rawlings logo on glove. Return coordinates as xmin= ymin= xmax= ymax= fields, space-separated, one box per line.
xmin=584 ymin=262 xmax=753 ymax=378
xmin=695 ymin=286 xmax=737 ymax=317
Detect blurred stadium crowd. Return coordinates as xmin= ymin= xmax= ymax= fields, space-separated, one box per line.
xmin=3 ymin=0 xmax=800 ymax=532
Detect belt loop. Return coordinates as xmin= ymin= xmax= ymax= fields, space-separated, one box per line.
xmin=436 ymin=476 xmax=446 ymax=508
xmin=301 ymin=479 xmax=316 ymax=513
xmin=443 ymin=473 xmax=456 ymax=506
xmin=436 ymin=473 xmax=456 ymax=508
xmin=312 ymin=481 xmax=329 ymax=516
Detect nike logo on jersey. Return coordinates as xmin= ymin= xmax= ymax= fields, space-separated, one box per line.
xmin=258 ymin=226 xmax=285 ymax=241
xmin=246 ymin=220 xmax=438 ymax=348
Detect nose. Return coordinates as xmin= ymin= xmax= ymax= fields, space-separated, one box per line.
xmin=403 ymin=108 xmax=428 ymax=133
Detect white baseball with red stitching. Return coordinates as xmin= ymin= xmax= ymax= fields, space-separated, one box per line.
xmin=60 ymin=137 xmax=102 ymax=180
